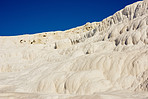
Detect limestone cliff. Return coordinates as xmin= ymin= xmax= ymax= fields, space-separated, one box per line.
xmin=0 ymin=0 xmax=148 ymax=99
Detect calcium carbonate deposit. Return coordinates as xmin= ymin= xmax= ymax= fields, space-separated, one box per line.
xmin=0 ymin=0 xmax=148 ymax=99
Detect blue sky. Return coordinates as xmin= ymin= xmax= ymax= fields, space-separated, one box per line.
xmin=0 ymin=0 xmax=140 ymax=36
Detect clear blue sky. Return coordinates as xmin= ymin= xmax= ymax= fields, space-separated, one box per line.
xmin=0 ymin=0 xmax=140 ymax=36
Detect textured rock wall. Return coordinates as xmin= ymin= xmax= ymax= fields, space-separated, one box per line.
xmin=0 ymin=0 xmax=148 ymax=99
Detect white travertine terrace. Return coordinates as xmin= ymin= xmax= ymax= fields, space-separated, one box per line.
xmin=0 ymin=0 xmax=148 ymax=99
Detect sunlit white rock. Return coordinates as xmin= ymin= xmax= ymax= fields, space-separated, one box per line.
xmin=0 ymin=0 xmax=148 ymax=99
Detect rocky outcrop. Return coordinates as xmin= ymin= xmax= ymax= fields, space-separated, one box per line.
xmin=0 ymin=0 xmax=148 ymax=99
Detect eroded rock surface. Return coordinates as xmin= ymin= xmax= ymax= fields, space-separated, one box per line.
xmin=0 ymin=0 xmax=148 ymax=99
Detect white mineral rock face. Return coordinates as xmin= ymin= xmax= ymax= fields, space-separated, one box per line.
xmin=0 ymin=0 xmax=148 ymax=99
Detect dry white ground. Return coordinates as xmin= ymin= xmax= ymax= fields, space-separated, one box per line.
xmin=0 ymin=0 xmax=148 ymax=99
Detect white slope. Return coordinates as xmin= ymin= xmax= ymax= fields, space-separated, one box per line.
xmin=0 ymin=0 xmax=148 ymax=99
